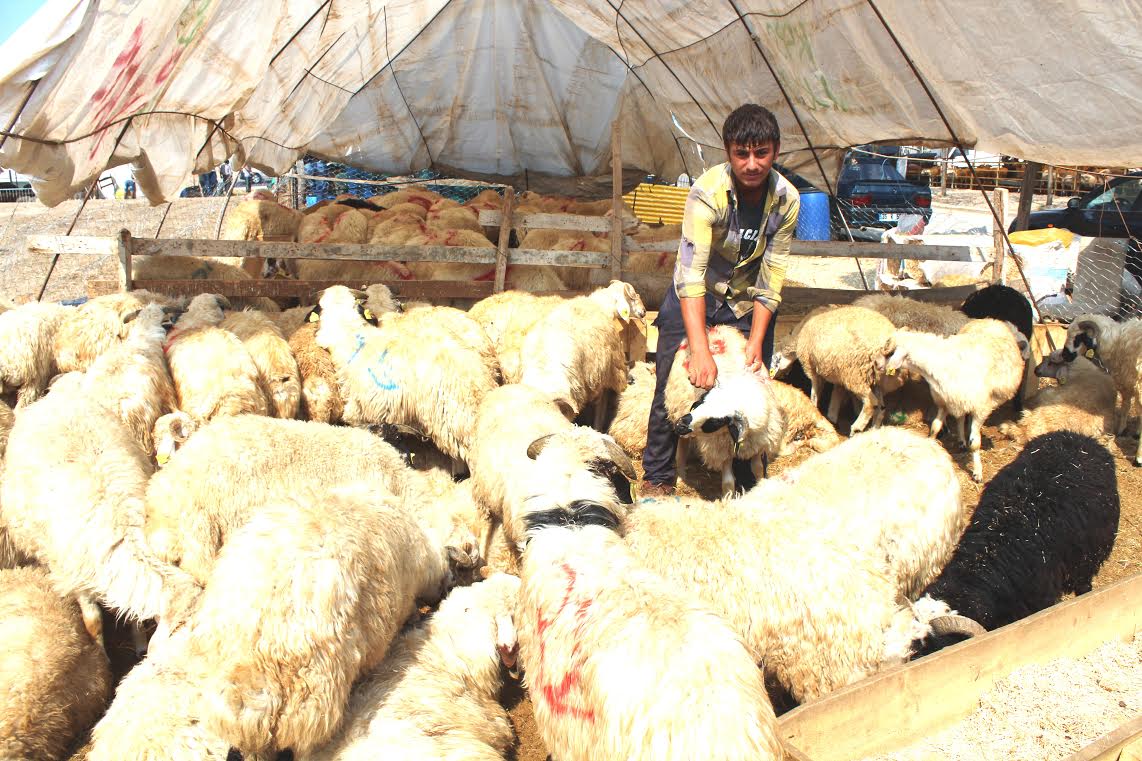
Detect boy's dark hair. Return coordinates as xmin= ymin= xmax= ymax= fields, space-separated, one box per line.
xmin=722 ymin=104 xmax=780 ymax=149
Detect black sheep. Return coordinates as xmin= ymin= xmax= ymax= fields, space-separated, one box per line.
xmin=914 ymin=431 xmax=1119 ymax=655
xmin=960 ymin=283 xmax=1034 ymax=341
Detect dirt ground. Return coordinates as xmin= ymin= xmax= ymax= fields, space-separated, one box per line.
xmin=5 ymin=189 xmax=1132 ymax=761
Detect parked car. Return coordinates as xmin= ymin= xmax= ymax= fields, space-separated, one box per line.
xmin=1011 ymin=170 xmax=1141 ymax=240
xmin=0 ymin=179 xmax=35 ymax=202
xmin=831 ymin=158 xmax=932 ymax=236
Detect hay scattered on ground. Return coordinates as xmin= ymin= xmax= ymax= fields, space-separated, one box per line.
xmin=865 ymin=634 xmax=1142 ymax=761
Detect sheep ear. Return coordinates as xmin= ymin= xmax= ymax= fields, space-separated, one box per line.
xmin=614 ymin=293 xmax=631 ymax=323
xmin=122 ymin=308 xmax=142 ymax=324
xmin=526 ymin=433 xmax=558 ymax=460
xmin=1076 ymin=320 xmax=1100 ymax=349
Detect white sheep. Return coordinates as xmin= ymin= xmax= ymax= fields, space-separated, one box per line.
xmin=518 ymin=280 xmax=646 ymax=422
xmin=86 ymin=626 xmax=230 ymax=761
xmin=887 ymin=317 xmax=1025 ymax=480
xmin=165 ymin=293 xmax=268 ymax=422
xmin=625 ymin=491 xmax=918 ymax=703
xmin=300 ymin=573 xmax=521 ymax=761
xmin=144 ymin=414 xmax=481 ymax=586
xmin=468 ymin=291 xmax=567 ymax=383
xmin=1057 ymin=313 xmax=1142 ymax=439
xmin=0 ymin=566 xmax=112 ymax=761
xmin=853 ymin=293 xmax=970 ymax=335
xmin=768 ymin=379 xmax=842 ymax=456
xmin=1001 ymin=355 xmax=1117 ymax=442
xmin=605 ymin=361 xmax=656 ymax=456
xmin=81 ymin=302 xmax=178 ymax=455
xmin=53 ymin=290 xmax=179 ymax=373
xmin=518 ymin=522 xmax=783 ymax=761
xmin=768 ymin=426 xmax=964 ymax=599
xmin=794 ymin=304 xmax=897 ymax=433
xmin=0 ymin=301 xmax=68 ymax=408
xmin=2 ymin=379 xmax=200 ymax=643
xmin=315 ymin=285 xmax=498 ymax=464
xmin=178 ymin=482 xmax=452 ymax=759
xmin=468 ymin=383 xmax=636 ymax=551
xmin=220 ymin=309 xmax=302 ymax=419
xmin=665 ymin=325 xmax=788 ymax=496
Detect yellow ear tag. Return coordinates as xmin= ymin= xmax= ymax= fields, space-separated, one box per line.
xmin=307 ymin=311 xmax=320 ymax=322
xmin=885 ymin=366 xmax=896 ymax=376
xmin=156 ymin=452 xmax=170 ymax=466
xmin=617 ymin=300 xmax=631 ymax=322
xmin=1085 ymin=348 xmax=1096 ymax=359
xmin=363 ymin=308 xmax=375 ymax=321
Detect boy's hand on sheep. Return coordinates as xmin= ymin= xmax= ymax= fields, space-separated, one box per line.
xmin=688 ymin=349 xmax=718 ymax=390
xmin=744 ymin=338 xmax=767 ymax=376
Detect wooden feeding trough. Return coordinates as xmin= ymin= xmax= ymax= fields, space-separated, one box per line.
xmin=779 ymin=573 xmax=1142 ymax=761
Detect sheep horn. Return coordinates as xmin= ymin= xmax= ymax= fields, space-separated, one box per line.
xmin=928 ymin=614 xmax=987 ymax=638
xmin=213 ymin=294 xmax=232 ymax=310
xmin=526 ymin=433 xmax=558 ymax=460
xmin=121 ymin=308 xmax=142 ymax=323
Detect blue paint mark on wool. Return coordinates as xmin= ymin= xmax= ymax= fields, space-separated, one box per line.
xmin=368 ymin=349 xmax=400 ymax=391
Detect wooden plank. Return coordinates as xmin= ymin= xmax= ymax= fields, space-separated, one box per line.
xmin=611 ymin=119 xmax=623 ymax=280
xmin=128 ymin=239 xmax=500 ymax=264
xmin=1066 ymin=714 xmax=1142 ymax=761
xmin=1014 ymin=161 xmax=1043 ymax=232
xmin=623 ymin=238 xmax=978 ymax=261
xmin=779 ymin=573 xmax=1142 ymax=761
xmin=478 ymin=209 xmax=611 ymax=233
xmin=993 ymin=186 xmax=1010 ymax=283
xmin=90 ymin=279 xmax=494 ymax=301
xmin=116 ymin=229 xmax=133 ymax=292
xmin=494 ymin=186 xmax=514 ymax=292
xmin=26 ymin=234 xmax=117 ymax=257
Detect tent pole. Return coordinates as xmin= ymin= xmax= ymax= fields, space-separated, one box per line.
xmin=1013 ymin=162 xmax=1042 ymax=233
xmin=611 ymin=119 xmax=623 ymax=281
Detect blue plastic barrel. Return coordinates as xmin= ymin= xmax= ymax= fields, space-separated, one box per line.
xmin=795 ymin=190 xmax=831 ymax=241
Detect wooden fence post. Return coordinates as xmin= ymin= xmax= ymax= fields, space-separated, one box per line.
xmin=494 ymin=186 xmax=514 ymax=293
xmin=1045 ymin=165 xmax=1055 ymax=207
xmin=992 ymin=187 xmax=1009 ymax=284
xmin=1013 ymin=161 xmax=1042 ymax=232
xmin=610 ymin=120 xmax=624 ymax=281
xmin=117 ymin=228 xmax=133 ymax=292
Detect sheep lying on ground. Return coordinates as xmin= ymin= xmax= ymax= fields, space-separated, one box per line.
xmin=794 ymin=304 xmax=896 ymax=433
xmin=131 ymin=256 xmax=277 ymax=311
xmin=1056 ymin=314 xmax=1142 ymax=441
xmin=220 ymin=309 xmax=301 ymax=419
xmin=145 ymin=415 xmax=481 ymax=586
xmin=518 ymin=521 xmax=783 ymax=761
xmin=81 ymin=303 xmax=177 ymax=455
xmin=887 ymin=318 xmax=1025 ymax=480
xmin=0 ymin=301 xmax=68 ymax=408
xmin=53 ymin=290 xmax=177 ymax=373
xmin=2 ymin=379 xmax=200 ymax=642
xmin=468 ymin=291 xmax=566 ymax=383
xmin=911 ymin=431 xmax=1119 ymax=654
xmin=1000 ymin=355 xmax=1116 ymax=442
xmin=302 ymin=573 xmax=521 ymax=761
xmin=854 ymin=293 xmax=970 ymax=335
xmin=519 ymin=281 xmax=646 ymax=420
xmin=666 ymin=326 xmax=788 ymax=495
xmin=165 ymin=294 xmax=268 ymax=423
xmin=178 ymin=483 xmax=453 ymax=759
xmin=315 ymin=285 xmax=497 ymax=464
xmin=0 ymin=566 xmax=112 ymax=761
xmin=768 ymin=379 xmax=842 ymax=456
xmin=468 ymin=383 xmax=636 ymax=551
xmin=606 ymin=361 xmax=655 ymax=456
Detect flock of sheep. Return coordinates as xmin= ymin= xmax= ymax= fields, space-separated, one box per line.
xmin=0 ymin=223 xmax=1129 ymax=760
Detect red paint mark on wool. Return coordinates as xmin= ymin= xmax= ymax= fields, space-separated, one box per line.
xmin=533 ymin=562 xmax=597 ymax=722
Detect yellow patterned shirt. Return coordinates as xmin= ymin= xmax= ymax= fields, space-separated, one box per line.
xmin=673 ymin=163 xmax=800 ymax=317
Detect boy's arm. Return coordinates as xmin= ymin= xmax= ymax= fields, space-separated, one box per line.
xmin=675 ymin=185 xmax=719 ymax=389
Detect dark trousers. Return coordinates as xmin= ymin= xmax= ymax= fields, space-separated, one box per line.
xmin=642 ymin=287 xmax=777 ymax=485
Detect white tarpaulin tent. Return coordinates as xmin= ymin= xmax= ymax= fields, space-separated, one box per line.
xmin=0 ymin=0 xmax=1139 ymax=206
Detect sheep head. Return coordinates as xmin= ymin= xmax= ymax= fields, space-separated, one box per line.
xmin=153 ymin=411 xmax=197 ymax=466
xmin=180 ymin=293 xmax=228 ymax=329
xmin=594 ymin=280 xmax=647 ymax=323
xmin=673 ymin=372 xmax=780 ymax=458
xmin=1036 ymin=353 xmax=1073 ymax=384
xmin=1064 ymin=315 xmax=1106 ymax=360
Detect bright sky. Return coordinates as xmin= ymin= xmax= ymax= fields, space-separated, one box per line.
xmin=0 ymin=0 xmax=48 ymax=46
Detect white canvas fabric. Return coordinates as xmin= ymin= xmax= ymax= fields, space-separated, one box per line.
xmin=0 ymin=0 xmax=1138 ymax=205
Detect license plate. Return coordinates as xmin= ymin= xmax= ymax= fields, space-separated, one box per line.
xmin=878 ymin=213 xmax=900 ymax=222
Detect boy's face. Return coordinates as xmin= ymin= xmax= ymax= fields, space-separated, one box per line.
xmin=726 ymin=140 xmax=778 ymax=191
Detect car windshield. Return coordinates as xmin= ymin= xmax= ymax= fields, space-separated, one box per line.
xmin=1085 ymin=177 xmax=1141 ymax=211
xmin=841 ymin=162 xmax=906 ymax=182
